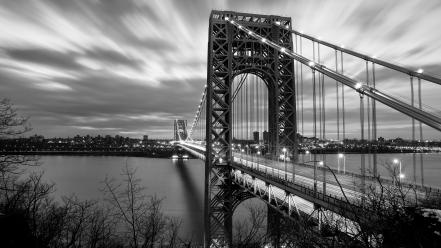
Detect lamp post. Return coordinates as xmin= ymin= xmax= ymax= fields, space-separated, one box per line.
xmin=282 ymin=147 xmax=287 ymax=180
xmin=338 ymin=153 xmax=346 ymax=173
xmin=245 ymin=145 xmax=249 ymax=167
xmin=305 ymin=150 xmax=312 ymax=161
xmin=319 ymin=161 xmax=326 ymax=194
xmin=393 ymin=158 xmax=404 ymax=182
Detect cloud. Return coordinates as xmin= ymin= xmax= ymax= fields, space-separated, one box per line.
xmin=0 ymin=0 xmax=440 ymax=139
xmin=34 ymin=81 xmax=73 ymax=91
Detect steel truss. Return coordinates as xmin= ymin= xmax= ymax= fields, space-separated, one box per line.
xmin=205 ymin=10 xmax=296 ymax=247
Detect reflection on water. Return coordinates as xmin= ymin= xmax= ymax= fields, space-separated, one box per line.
xmin=31 ymin=156 xmax=205 ymax=243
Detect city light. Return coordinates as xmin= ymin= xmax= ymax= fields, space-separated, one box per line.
xmin=308 ymin=61 xmax=315 ymax=67
xmin=282 ymin=147 xmax=287 ymax=152
xmin=280 ymin=47 xmax=286 ymax=53
xmin=393 ymin=158 xmax=404 ymax=181
xmin=338 ymin=153 xmax=344 ymax=158
xmin=248 ymin=31 xmax=253 ymax=35
xmin=319 ymin=161 xmax=324 ymax=166
xmin=355 ymin=82 xmax=363 ymax=89
xmin=224 ymin=16 xmax=229 ymax=21
xmin=275 ymin=21 xmax=281 ymax=25
xmin=417 ymin=68 xmax=424 ymax=74
xmin=261 ymin=38 xmax=267 ymax=43
xmin=238 ymin=25 xmax=242 ymax=29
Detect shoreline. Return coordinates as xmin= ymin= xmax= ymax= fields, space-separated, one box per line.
xmin=0 ymin=151 xmax=177 ymax=158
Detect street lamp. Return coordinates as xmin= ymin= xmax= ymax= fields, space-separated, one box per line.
xmin=245 ymin=145 xmax=249 ymax=167
xmin=282 ymin=147 xmax=287 ymax=180
xmin=338 ymin=153 xmax=346 ymax=173
xmin=305 ymin=150 xmax=311 ymax=161
xmin=393 ymin=158 xmax=405 ymax=182
xmin=319 ymin=161 xmax=326 ymax=194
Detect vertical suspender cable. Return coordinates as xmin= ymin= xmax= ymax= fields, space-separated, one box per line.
xmin=245 ymin=78 xmax=250 ymax=143
xmin=335 ymin=49 xmax=340 ymax=141
xmin=341 ymin=51 xmax=346 ymax=144
xmin=321 ymin=72 xmax=326 ymax=194
xmin=256 ymin=78 xmax=260 ymax=144
xmin=360 ymin=94 xmax=366 ymax=194
xmin=312 ymin=70 xmax=317 ymax=193
xmin=410 ymin=76 xmax=416 ymax=183
xmin=233 ymin=81 xmax=235 ymax=142
xmin=300 ymin=37 xmax=304 ymax=138
xmin=295 ymin=35 xmax=299 ymax=135
xmin=418 ymin=77 xmax=424 ymax=186
xmin=241 ymin=77 xmax=244 ymax=143
xmin=372 ymin=63 xmax=377 ymax=177
xmin=366 ymin=60 xmax=371 ymax=172
xmin=318 ymin=44 xmax=322 ymax=141
xmin=322 ymin=73 xmax=326 ymax=139
xmin=318 ymin=73 xmax=322 ymax=140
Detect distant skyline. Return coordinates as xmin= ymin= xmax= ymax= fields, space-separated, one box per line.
xmin=1 ymin=0 xmax=441 ymax=139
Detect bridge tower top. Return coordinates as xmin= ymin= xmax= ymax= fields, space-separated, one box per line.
xmin=210 ymin=10 xmax=291 ymax=26
xmin=173 ymin=119 xmax=188 ymax=141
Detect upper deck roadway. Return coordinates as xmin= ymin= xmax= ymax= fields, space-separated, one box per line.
xmin=176 ymin=141 xmax=441 ymax=223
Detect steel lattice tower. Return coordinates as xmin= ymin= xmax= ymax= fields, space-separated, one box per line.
xmin=205 ymin=10 xmax=296 ymax=247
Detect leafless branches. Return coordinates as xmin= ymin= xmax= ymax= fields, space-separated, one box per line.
xmin=102 ymin=163 xmax=183 ymax=248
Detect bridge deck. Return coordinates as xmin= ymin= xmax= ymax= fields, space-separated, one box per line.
xmin=178 ymin=142 xmax=441 ymax=221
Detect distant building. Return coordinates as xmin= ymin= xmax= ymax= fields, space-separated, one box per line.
xmin=263 ymin=131 xmax=269 ymax=144
xmin=253 ymin=131 xmax=259 ymax=143
xmin=29 ymin=134 xmax=44 ymax=143
xmin=142 ymin=135 xmax=149 ymax=144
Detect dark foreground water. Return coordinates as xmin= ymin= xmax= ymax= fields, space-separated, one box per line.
xmin=28 ymin=153 xmax=441 ymax=243
xmin=29 ymin=156 xmax=206 ymax=242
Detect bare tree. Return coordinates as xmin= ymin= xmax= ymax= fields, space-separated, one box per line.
xmin=0 ymin=98 xmax=38 ymax=186
xmin=102 ymin=163 xmax=182 ymax=248
xmin=233 ymin=203 xmax=269 ymax=247
xmin=314 ymin=161 xmax=441 ymax=248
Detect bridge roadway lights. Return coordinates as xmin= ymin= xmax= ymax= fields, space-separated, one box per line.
xmin=233 ymin=162 xmax=367 ymax=221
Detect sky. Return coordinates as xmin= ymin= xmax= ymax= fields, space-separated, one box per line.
xmin=1 ymin=0 xmax=441 ymax=139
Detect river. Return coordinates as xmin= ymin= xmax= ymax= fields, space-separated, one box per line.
xmin=27 ymin=153 xmax=441 ymax=243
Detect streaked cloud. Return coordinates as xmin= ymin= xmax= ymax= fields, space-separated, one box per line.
xmin=0 ymin=0 xmax=440 ymax=139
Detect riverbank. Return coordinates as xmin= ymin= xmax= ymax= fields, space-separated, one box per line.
xmin=0 ymin=151 xmax=189 ymax=158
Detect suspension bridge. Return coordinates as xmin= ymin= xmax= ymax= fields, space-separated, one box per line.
xmin=173 ymin=10 xmax=441 ymax=247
